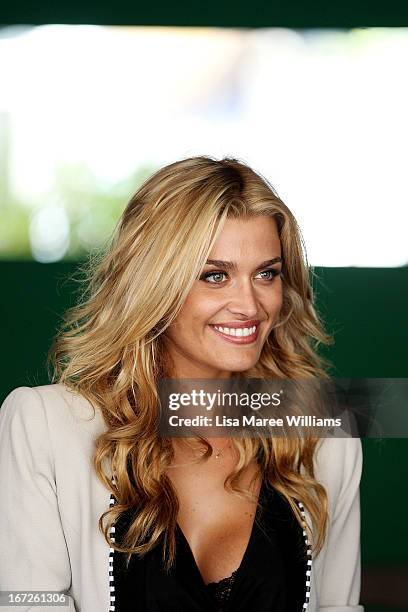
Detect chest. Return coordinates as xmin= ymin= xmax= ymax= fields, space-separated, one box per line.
xmin=165 ymin=458 xmax=262 ymax=584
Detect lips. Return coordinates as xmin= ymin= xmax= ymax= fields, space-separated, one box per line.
xmin=208 ymin=322 xmax=260 ymax=344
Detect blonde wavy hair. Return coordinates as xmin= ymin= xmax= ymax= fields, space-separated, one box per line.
xmin=48 ymin=155 xmax=333 ymax=570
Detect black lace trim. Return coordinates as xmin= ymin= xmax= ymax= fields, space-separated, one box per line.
xmin=205 ymin=568 xmax=239 ymax=605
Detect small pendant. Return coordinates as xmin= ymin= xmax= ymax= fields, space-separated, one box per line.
xmin=215 ymin=452 xmax=221 ymax=458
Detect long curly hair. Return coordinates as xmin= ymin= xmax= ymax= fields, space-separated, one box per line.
xmin=48 ymin=155 xmax=332 ymax=570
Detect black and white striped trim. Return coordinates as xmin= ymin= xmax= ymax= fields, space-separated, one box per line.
xmin=296 ymin=500 xmax=313 ymax=610
xmin=108 ymin=476 xmax=117 ymax=612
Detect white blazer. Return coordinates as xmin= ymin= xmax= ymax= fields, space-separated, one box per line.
xmin=0 ymin=384 xmax=364 ymax=612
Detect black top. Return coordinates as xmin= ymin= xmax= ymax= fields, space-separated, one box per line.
xmin=112 ymin=478 xmax=308 ymax=612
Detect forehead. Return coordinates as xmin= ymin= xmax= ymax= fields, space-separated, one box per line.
xmin=209 ymin=216 xmax=281 ymax=258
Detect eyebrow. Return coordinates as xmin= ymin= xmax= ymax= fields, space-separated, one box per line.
xmin=205 ymin=257 xmax=282 ymax=271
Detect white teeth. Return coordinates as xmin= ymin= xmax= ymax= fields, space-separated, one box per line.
xmin=213 ymin=325 xmax=257 ymax=337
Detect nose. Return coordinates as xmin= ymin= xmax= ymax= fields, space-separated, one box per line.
xmin=226 ymin=279 xmax=259 ymax=319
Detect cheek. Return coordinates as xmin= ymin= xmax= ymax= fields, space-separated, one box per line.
xmin=276 ymin=289 xmax=284 ymax=312
xmin=266 ymin=284 xmax=283 ymax=314
xmin=181 ymin=290 xmax=220 ymax=323
xmin=168 ymin=298 xmax=211 ymax=338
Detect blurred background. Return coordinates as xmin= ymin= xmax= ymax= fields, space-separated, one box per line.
xmin=1 ymin=5 xmax=407 ymax=610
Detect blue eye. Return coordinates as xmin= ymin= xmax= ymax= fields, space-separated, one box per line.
xmin=202 ymin=271 xmax=227 ymax=283
xmin=200 ymin=268 xmax=281 ymax=284
xmin=257 ymin=269 xmax=281 ymax=280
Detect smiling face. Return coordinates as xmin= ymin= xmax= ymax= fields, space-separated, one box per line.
xmin=163 ymin=215 xmax=283 ymax=378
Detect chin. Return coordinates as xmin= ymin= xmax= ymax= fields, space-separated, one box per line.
xmin=221 ymin=359 xmax=258 ymax=373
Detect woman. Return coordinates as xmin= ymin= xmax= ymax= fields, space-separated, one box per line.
xmin=0 ymin=156 xmax=363 ymax=611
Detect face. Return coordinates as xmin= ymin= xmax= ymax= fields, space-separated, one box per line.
xmin=163 ymin=216 xmax=283 ymax=378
